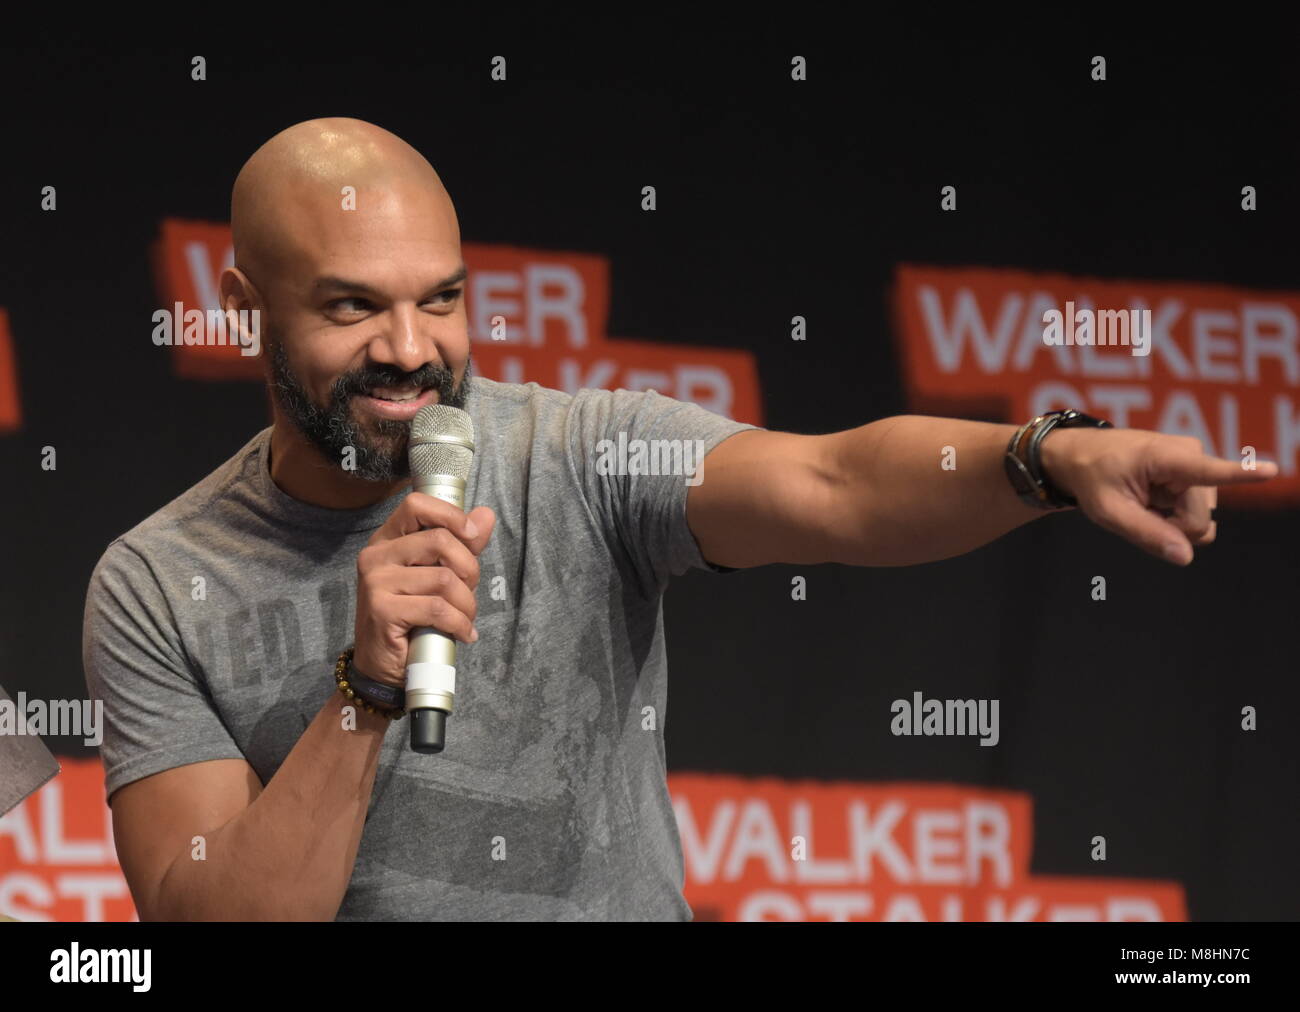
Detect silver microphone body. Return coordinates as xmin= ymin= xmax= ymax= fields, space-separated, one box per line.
xmin=405 ymin=404 xmax=476 ymax=754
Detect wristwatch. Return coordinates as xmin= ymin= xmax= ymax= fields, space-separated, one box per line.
xmin=1003 ymin=409 xmax=1112 ymax=509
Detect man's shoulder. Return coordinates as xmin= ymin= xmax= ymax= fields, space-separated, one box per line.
xmin=90 ymin=428 xmax=269 ymax=578
xmin=469 ymin=375 xmax=572 ymax=415
xmin=468 ymin=376 xmax=605 ymax=446
xmin=469 ymin=375 xmax=682 ymax=428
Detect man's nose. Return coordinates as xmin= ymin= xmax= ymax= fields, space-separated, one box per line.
xmin=367 ymin=303 xmax=440 ymax=375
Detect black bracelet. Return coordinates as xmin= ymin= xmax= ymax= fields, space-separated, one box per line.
xmin=333 ymin=646 xmax=406 ymax=718
xmin=1027 ymin=414 xmax=1077 ymax=507
xmin=1004 ymin=409 xmax=1112 ymax=509
xmin=348 ymin=665 xmax=405 ymax=709
xmin=1033 ymin=409 xmax=1112 ymax=507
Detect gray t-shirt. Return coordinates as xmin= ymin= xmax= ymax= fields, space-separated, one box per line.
xmin=82 ymin=377 xmax=758 ymax=921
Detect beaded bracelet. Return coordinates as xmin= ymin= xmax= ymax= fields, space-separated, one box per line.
xmin=333 ymin=646 xmax=406 ymax=720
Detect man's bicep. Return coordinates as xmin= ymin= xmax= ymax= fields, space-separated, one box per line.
xmin=687 ymin=429 xmax=839 ymax=569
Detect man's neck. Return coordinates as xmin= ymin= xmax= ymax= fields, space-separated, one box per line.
xmin=267 ymin=420 xmax=406 ymax=510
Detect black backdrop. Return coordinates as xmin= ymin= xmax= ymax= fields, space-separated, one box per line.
xmin=1 ymin=25 xmax=1296 ymax=920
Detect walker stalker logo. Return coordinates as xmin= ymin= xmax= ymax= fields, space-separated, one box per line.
xmin=0 ymin=308 xmax=21 ymax=433
xmin=0 ymin=758 xmax=135 ymax=922
xmin=152 ymin=220 xmax=762 ymax=424
xmin=670 ymin=774 xmax=1186 ymax=921
xmin=892 ymin=265 xmax=1299 ymax=505
xmin=0 ymin=760 xmax=1185 ymax=922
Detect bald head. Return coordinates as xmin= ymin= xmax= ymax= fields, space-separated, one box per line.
xmin=231 ymin=117 xmax=458 ymax=292
xmin=224 ymin=118 xmax=472 ymax=498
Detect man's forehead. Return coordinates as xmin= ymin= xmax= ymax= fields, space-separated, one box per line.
xmin=307 ymin=262 xmax=468 ymax=296
xmin=269 ymin=213 xmax=461 ymax=294
xmin=233 ymin=118 xmax=459 ymax=290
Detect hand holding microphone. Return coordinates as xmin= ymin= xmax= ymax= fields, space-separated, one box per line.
xmin=351 ymin=405 xmax=492 ymax=753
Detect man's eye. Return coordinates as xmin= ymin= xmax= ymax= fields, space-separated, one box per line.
xmin=328 ymin=290 xmax=460 ymax=313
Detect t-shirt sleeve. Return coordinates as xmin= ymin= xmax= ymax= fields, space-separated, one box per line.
xmin=82 ymin=539 xmax=247 ymax=804
xmin=566 ymin=386 xmax=762 ymax=597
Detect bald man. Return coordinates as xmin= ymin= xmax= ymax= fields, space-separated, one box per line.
xmin=83 ymin=118 xmax=1277 ymax=922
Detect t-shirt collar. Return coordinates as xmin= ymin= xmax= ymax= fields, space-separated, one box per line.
xmin=251 ymin=427 xmax=408 ymax=533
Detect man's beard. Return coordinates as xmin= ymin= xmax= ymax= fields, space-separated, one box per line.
xmin=268 ymin=336 xmax=471 ymax=482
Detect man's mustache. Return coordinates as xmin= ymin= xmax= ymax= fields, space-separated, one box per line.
xmin=335 ymin=365 xmax=454 ymax=400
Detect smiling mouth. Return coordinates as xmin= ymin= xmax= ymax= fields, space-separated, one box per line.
xmin=363 ymin=386 xmax=425 ymax=402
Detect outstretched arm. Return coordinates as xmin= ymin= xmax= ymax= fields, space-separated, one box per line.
xmin=686 ymin=416 xmax=1277 ymax=569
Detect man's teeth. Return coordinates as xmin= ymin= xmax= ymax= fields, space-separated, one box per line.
xmin=370 ymin=389 xmax=421 ymax=401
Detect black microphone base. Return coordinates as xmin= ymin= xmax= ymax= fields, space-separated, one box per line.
xmin=410 ymin=708 xmax=447 ymax=754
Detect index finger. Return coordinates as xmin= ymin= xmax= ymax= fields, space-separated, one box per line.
xmin=372 ymin=491 xmax=480 ymax=545
xmin=1153 ymin=452 xmax=1279 ymax=488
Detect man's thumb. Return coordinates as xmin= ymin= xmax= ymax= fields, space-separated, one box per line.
xmin=466 ymin=505 xmax=497 ymax=552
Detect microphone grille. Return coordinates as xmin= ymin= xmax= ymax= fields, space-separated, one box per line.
xmin=411 ymin=403 xmax=474 ymax=444
xmin=409 ymin=404 xmax=475 ymax=481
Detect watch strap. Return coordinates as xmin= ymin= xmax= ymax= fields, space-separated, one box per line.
xmin=1005 ymin=409 xmax=1112 ymax=509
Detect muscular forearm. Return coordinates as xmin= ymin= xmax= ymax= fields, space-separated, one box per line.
xmin=696 ymin=407 xmax=1275 ymax=570
xmin=823 ymin=415 xmax=1047 ymax=566
xmin=154 ymin=692 xmax=390 ymax=921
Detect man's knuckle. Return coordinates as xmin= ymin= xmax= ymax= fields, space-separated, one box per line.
xmin=429 ymin=526 xmax=452 ymax=546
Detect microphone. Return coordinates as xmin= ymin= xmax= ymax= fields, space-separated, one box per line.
xmin=405 ymin=403 xmax=476 ymax=754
